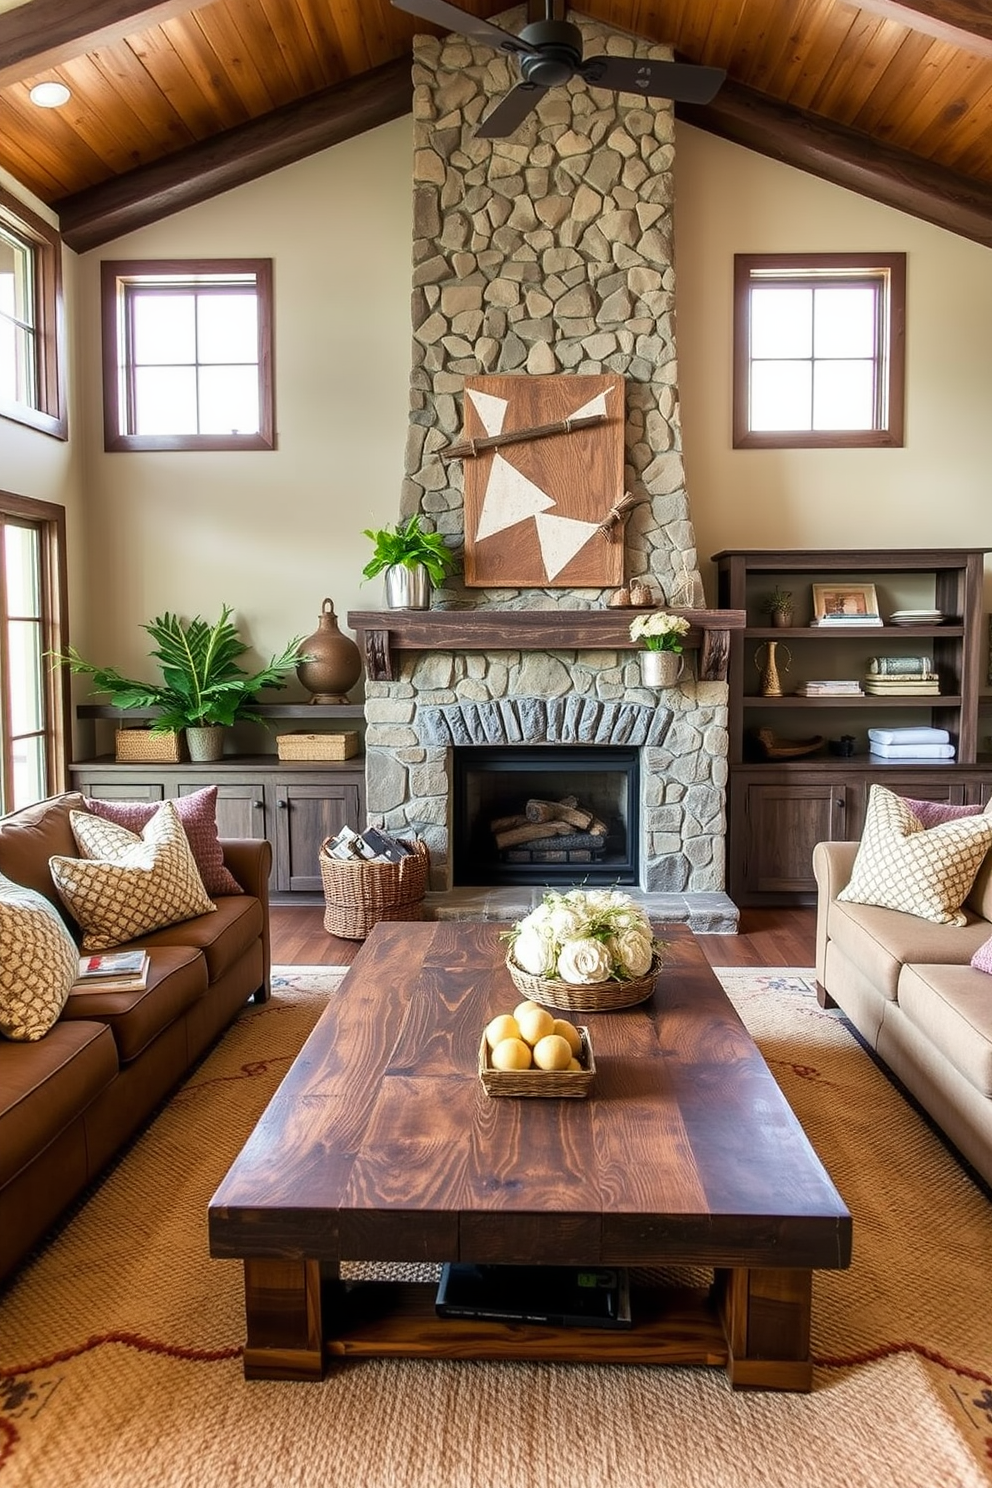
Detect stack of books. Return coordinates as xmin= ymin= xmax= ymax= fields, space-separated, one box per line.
xmin=810 ymin=613 xmax=883 ymax=628
xmin=73 ymin=949 xmax=149 ymax=992
xmin=868 ymin=726 xmax=955 ymax=761
xmin=863 ymin=657 xmax=939 ymax=695
xmin=794 ymin=680 xmax=864 ymax=697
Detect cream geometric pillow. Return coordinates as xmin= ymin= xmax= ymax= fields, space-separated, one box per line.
xmin=50 ymin=800 xmax=215 ymax=951
xmin=838 ymin=784 xmax=992 ymax=926
xmin=0 ymin=871 xmax=77 ymax=1041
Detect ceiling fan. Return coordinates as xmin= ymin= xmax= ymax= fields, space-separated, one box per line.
xmin=390 ymin=0 xmax=726 ymax=138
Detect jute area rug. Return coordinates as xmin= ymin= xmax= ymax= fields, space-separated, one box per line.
xmin=1 ymin=966 xmax=990 ymax=1488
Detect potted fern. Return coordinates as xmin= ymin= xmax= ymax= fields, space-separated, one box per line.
xmin=362 ymin=513 xmax=458 ymax=609
xmin=56 ymin=606 xmax=305 ymax=761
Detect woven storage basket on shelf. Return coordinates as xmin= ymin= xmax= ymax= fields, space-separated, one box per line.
xmin=276 ymin=731 xmax=358 ymax=761
xmin=319 ymin=837 xmax=430 ymax=940
xmin=478 ymin=1027 xmax=595 ymax=1098
xmin=115 ymin=728 xmax=186 ymax=763
xmin=505 ymin=952 xmax=662 ymax=1013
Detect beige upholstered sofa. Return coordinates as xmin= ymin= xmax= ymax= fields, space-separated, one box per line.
xmin=814 ymin=835 xmax=992 ymax=1189
xmin=0 ymin=791 xmax=270 ymax=1283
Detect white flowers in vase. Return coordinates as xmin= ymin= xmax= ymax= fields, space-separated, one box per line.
xmin=628 ymin=611 xmax=691 ymax=652
xmin=506 ymin=888 xmax=663 ymax=986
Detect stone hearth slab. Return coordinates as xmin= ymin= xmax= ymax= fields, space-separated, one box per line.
xmin=423 ymin=890 xmax=739 ymax=935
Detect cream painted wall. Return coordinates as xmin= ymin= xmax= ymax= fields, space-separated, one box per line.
xmin=75 ymin=118 xmax=414 ymax=684
xmin=672 ymin=125 xmax=992 ymax=609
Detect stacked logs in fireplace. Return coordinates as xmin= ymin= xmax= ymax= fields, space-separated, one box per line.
xmin=491 ymin=796 xmax=608 ymax=865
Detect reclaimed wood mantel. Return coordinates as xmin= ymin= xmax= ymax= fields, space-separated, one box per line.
xmin=347 ymin=609 xmax=746 ymax=684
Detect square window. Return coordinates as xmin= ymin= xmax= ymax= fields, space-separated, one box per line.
xmin=733 ymin=254 xmax=905 ymax=449
xmin=101 ymin=260 xmax=274 ymax=452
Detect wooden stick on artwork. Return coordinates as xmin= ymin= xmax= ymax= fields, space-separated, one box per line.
xmin=596 ymin=490 xmax=642 ymax=542
xmin=440 ymin=412 xmax=607 ymax=464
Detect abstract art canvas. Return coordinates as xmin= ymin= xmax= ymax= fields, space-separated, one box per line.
xmin=457 ymin=373 xmax=625 ymax=588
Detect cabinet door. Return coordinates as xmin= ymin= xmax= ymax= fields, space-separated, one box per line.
xmin=179 ymin=781 xmax=265 ymax=839
xmin=734 ymin=779 xmax=854 ymax=901
xmin=271 ymin=781 xmax=362 ymax=893
xmin=73 ymin=778 xmax=165 ymax=802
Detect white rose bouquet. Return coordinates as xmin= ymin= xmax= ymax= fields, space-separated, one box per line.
xmin=505 ymin=888 xmax=663 ymax=987
xmin=628 ymin=612 xmax=690 ymax=653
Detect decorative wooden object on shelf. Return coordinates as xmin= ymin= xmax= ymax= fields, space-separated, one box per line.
xmin=346 ymin=608 xmax=745 ymax=684
xmin=459 ymin=373 xmax=625 ymax=589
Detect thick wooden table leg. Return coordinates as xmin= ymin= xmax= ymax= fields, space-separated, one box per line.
xmin=717 ymin=1267 xmax=814 ymax=1392
xmin=242 ymin=1257 xmax=324 ymax=1380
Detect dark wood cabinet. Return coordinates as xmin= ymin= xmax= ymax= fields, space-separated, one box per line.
xmin=715 ymin=549 xmax=991 ymax=905
xmin=69 ymin=756 xmax=366 ymax=904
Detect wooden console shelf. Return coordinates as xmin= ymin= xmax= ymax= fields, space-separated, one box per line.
xmin=347 ymin=608 xmax=746 ymax=683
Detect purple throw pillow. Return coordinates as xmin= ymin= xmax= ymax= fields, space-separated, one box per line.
xmin=900 ymin=797 xmax=983 ymax=830
xmin=971 ymin=935 xmax=992 ymax=975
xmin=83 ymin=786 xmax=243 ymax=896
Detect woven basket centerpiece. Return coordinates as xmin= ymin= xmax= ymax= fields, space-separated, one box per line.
xmin=504 ymin=887 xmax=663 ymax=1014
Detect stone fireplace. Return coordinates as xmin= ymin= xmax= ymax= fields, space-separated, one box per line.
xmin=350 ymin=9 xmax=738 ymax=928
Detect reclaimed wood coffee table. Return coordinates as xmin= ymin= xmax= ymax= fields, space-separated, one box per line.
xmin=209 ymin=921 xmax=850 ymax=1391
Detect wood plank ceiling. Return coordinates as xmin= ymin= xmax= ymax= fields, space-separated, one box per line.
xmin=2 ymin=0 xmax=992 ymax=252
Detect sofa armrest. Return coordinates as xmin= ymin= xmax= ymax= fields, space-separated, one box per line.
xmin=812 ymin=840 xmax=860 ymax=989
xmin=220 ymin=838 xmax=272 ymax=999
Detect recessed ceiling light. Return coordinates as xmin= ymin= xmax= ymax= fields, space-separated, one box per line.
xmin=29 ymin=81 xmax=71 ymax=108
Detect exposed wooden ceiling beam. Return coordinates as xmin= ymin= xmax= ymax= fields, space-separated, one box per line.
xmin=677 ymin=78 xmax=992 ymax=250
xmin=0 ymin=1 xmax=201 ymax=87
xmin=54 ymin=56 xmax=413 ymax=254
xmin=851 ymin=0 xmax=992 ymax=58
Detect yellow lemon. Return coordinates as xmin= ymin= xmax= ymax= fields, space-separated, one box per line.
xmin=513 ymin=999 xmax=541 ymax=1022
xmin=567 ymin=1057 xmax=583 ymax=1072
xmin=516 ymin=1004 xmax=555 ymax=1046
xmin=552 ymin=1018 xmax=582 ymax=1056
xmin=491 ymin=1037 xmax=533 ymax=1071
xmin=532 ymin=1034 xmax=573 ymax=1071
xmin=485 ymin=1013 xmax=520 ymax=1050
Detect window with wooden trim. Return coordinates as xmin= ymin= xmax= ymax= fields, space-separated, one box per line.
xmin=101 ymin=259 xmax=274 ymax=452
xmin=0 ymin=189 xmax=66 ymax=440
xmin=733 ymin=253 xmax=906 ymax=449
xmin=0 ymin=492 xmax=69 ymax=811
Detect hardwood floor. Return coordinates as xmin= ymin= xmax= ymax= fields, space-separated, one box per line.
xmin=269 ymin=906 xmax=818 ymax=969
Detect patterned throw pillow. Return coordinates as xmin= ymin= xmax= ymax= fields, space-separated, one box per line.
xmin=838 ymin=785 xmax=992 ymax=926
xmin=84 ymin=787 xmax=243 ymax=896
xmin=971 ymin=936 xmax=992 ymax=975
xmin=0 ymin=871 xmax=77 ymax=1041
xmin=50 ymin=800 xmax=216 ymax=951
xmin=898 ymin=797 xmax=983 ymax=830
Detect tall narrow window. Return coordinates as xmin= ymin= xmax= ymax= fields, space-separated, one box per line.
xmin=0 ymin=493 xmax=69 ymax=811
xmin=101 ymin=259 xmax=274 ymax=452
xmin=0 ymin=189 xmax=66 ymax=440
xmin=733 ymin=254 xmax=905 ymax=449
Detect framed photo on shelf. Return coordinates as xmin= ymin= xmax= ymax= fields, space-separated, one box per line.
xmin=811 ymin=582 xmax=879 ymax=621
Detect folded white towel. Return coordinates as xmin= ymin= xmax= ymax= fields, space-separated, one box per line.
xmin=867 ymin=727 xmax=950 ymax=745
xmin=869 ymin=743 xmax=956 ymax=759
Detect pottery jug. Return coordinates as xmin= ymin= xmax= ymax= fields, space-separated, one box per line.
xmin=755 ymin=640 xmax=790 ymax=697
xmin=296 ymin=599 xmax=362 ymax=704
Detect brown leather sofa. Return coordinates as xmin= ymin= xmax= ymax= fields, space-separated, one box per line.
xmin=0 ymin=792 xmax=271 ymax=1283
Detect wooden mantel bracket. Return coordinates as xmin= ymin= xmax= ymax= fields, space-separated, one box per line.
xmin=348 ymin=609 xmax=745 ymax=685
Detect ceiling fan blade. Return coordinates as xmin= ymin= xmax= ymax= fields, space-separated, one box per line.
xmin=475 ymin=82 xmax=547 ymax=139
xmin=580 ymin=56 xmax=726 ymax=105
xmin=390 ymin=0 xmax=528 ymax=56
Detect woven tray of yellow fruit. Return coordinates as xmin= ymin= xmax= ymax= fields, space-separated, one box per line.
xmin=479 ymin=1000 xmax=595 ymax=1098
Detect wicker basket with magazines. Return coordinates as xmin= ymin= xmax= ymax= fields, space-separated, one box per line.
xmin=319 ymin=837 xmax=429 ymax=940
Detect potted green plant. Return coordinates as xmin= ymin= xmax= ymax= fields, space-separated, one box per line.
xmin=55 ymin=606 xmax=305 ymax=761
xmin=362 ymin=513 xmax=458 ymax=610
xmin=762 ymin=587 xmax=795 ymax=628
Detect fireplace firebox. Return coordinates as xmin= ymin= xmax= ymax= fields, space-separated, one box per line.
xmin=452 ymin=746 xmax=639 ymax=887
